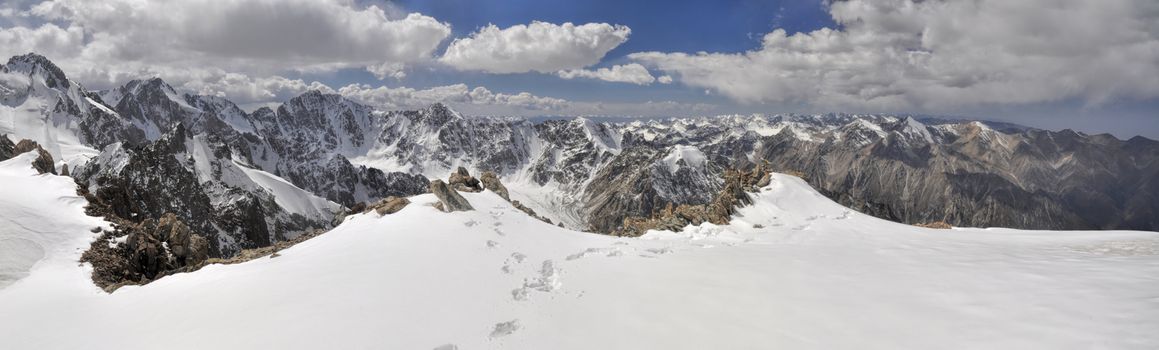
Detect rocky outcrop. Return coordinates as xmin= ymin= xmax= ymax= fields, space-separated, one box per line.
xmin=475 ymin=170 xmax=552 ymax=224
xmin=368 ymin=196 xmax=410 ymax=215
xmin=511 ymin=200 xmax=553 ymax=225
xmin=126 ymin=213 xmax=210 ymax=273
xmin=81 ymin=213 xmax=210 ymax=291
xmin=915 ymin=221 xmax=952 ymax=229
xmin=479 ymin=171 xmax=509 ymax=200
xmin=11 ymin=139 xmax=56 ymax=174
xmin=612 ymin=165 xmax=771 ymax=237
xmin=0 ymin=134 xmax=13 ymax=161
xmin=73 ymin=125 xmax=334 ymax=256
xmin=430 ymin=179 xmax=473 ymax=212
xmin=449 ymin=167 xmax=483 ymax=192
xmin=30 ymin=147 xmax=54 ymax=174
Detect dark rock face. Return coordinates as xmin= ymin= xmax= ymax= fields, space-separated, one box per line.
xmin=375 ymin=104 xmax=538 ymax=177
xmin=237 ymin=93 xmax=430 ymax=208
xmin=73 ymin=125 xmax=331 ymax=256
xmin=125 ymin=213 xmax=210 ymax=277
xmin=82 ymin=213 xmax=210 ymax=290
xmin=754 ymin=122 xmax=1159 ymax=231
xmin=430 ymin=180 xmax=473 ymax=212
xmin=479 ymin=171 xmax=509 ymax=201
xmin=0 ymin=134 xmax=14 ymax=161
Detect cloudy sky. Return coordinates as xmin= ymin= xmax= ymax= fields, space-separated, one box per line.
xmin=1 ymin=0 xmax=1157 ymax=138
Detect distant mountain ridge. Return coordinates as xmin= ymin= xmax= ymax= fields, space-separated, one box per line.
xmin=2 ymin=53 xmax=1156 ymax=257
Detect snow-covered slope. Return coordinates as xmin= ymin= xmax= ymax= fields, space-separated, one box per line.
xmin=1 ymin=172 xmax=1156 ymax=349
xmin=0 ymin=153 xmax=107 ymax=289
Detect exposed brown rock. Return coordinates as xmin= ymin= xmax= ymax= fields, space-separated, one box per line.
xmin=370 ymin=196 xmax=410 ymax=215
xmin=612 ymin=165 xmax=772 ymax=237
xmin=754 ymin=174 xmax=771 ymax=188
xmin=30 ymin=147 xmax=55 ymax=175
xmin=348 ymin=201 xmax=367 ymax=214
xmin=199 ymin=228 xmax=327 ymax=267
xmin=511 ymin=200 xmax=553 ymax=225
xmin=448 ymin=166 xmax=483 ymax=192
xmin=12 ymin=139 xmax=38 ymax=154
xmin=430 ymin=179 xmax=473 ymax=212
xmin=475 ymin=170 xmax=554 ymax=224
xmin=479 ymin=171 xmax=509 ymax=200
xmin=915 ymin=221 xmax=953 ymax=229
xmin=60 ymin=163 xmax=69 ymax=176
xmin=11 ymin=139 xmax=56 ymax=174
xmin=82 ymin=213 xmax=210 ymax=291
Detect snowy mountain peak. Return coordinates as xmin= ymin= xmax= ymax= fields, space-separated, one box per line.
xmin=661 ymin=145 xmax=707 ymax=173
xmin=572 ymin=116 xmax=622 ymax=154
xmin=3 ymin=53 xmax=71 ymax=90
xmin=415 ymin=102 xmax=464 ymax=125
xmin=886 ymin=116 xmax=935 ymax=144
xmin=125 ymin=77 xmax=177 ymax=95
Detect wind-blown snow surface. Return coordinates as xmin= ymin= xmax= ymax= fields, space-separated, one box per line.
xmin=0 ymin=153 xmax=107 ymax=289
xmin=1 ymin=171 xmax=1157 ymax=349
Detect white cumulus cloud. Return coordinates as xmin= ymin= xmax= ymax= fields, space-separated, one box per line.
xmin=0 ymin=0 xmax=451 ymax=92
xmin=557 ymin=63 xmax=656 ymax=85
xmin=366 ymin=62 xmax=407 ymax=80
xmin=334 ymin=82 xmax=715 ymax=117
xmin=631 ymin=0 xmax=1159 ymax=110
xmin=336 ymin=83 xmax=570 ymax=111
xmin=440 ymin=21 xmax=631 ymax=73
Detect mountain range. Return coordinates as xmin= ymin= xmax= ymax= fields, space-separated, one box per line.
xmin=2 ymin=52 xmax=1156 ymax=259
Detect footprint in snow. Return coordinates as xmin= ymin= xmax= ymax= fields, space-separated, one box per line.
xmin=500 ymin=252 xmax=526 ymax=274
xmin=464 ymin=220 xmax=479 ymax=227
xmin=566 ymin=247 xmax=616 ymax=260
xmin=527 ymin=260 xmax=561 ymax=292
xmin=511 ymin=287 xmax=529 ymax=301
xmin=792 ymin=224 xmax=810 ymax=231
xmin=513 ymin=260 xmax=562 ymax=300
xmin=490 ymin=320 xmax=521 ymax=338
xmin=486 ymin=240 xmax=500 ymax=249
xmin=645 ymin=247 xmax=674 ymax=255
xmin=433 ymin=344 xmax=458 ymax=350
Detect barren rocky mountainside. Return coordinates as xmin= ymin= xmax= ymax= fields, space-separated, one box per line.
xmin=3 ymin=53 xmax=1157 ymax=262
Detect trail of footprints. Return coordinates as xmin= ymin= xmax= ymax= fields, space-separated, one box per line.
xmin=478 ymin=204 xmax=843 ymax=343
